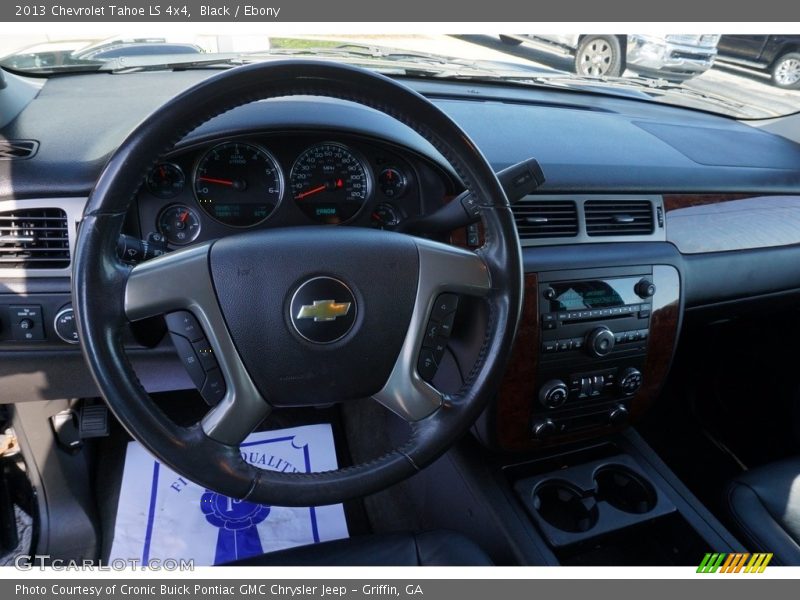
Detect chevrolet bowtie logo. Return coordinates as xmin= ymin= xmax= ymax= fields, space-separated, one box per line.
xmin=296 ymin=299 xmax=352 ymax=322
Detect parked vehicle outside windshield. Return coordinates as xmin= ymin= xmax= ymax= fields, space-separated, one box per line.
xmin=0 ymin=33 xmax=798 ymax=120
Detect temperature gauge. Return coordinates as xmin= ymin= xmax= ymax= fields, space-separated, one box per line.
xmin=370 ymin=203 xmax=402 ymax=229
xmin=158 ymin=205 xmax=201 ymax=246
xmin=146 ymin=163 xmax=185 ymax=199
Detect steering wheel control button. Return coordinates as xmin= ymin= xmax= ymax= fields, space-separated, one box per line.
xmin=290 ymin=276 xmax=357 ymax=344
xmin=201 ymin=369 xmax=226 ymax=406
xmin=192 ymin=339 xmax=218 ymax=371
xmin=9 ymin=305 xmax=44 ymax=341
xmin=417 ymin=348 xmax=439 ymax=382
xmin=54 ymin=306 xmax=79 ymax=344
xmin=165 ymin=311 xmax=204 ymax=342
xmin=431 ymin=293 xmax=459 ymax=321
xmin=171 ymin=334 xmax=207 ymax=390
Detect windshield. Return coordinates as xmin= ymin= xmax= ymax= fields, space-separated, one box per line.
xmin=1 ymin=33 xmax=798 ymax=120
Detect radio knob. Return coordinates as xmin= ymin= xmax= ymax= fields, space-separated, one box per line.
xmin=608 ymin=404 xmax=630 ymax=426
xmin=618 ymin=367 xmax=643 ymax=395
xmin=538 ymin=379 xmax=569 ymax=409
xmin=586 ymin=327 xmax=615 ymax=358
xmin=635 ymin=278 xmax=656 ymax=299
xmin=532 ymin=418 xmax=557 ymax=440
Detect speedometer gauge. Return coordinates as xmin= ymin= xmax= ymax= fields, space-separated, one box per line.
xmin=193 ymin=141 xmax=284 ymax=227
xmin=290 ymin=143 xmax=372 ymax=224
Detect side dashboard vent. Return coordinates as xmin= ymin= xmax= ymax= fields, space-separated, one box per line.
xmin=0 ymin=140 xmax=39 ymax=160
xmin=585 ymin=200 xmax=654 ymax=236
xmin=512 ymin=200 xmax=579 ymax=239
xmin=0 ymin=208 xmax=70 ymax=269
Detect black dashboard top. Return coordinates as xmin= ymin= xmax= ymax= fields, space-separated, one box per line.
xmin=2 ymin=71 xmax=800 ymax=201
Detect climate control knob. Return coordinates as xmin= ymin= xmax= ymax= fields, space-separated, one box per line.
xmin=618 ymin=367 xmax=643 ymax=395
xmin=538 ymin=379 xmax=569 ymax=409
xmin=586 ymin=326 xmax=615 ymax=358
xmin=608 ymin=404 xmax=630 ymax=426
xmin=532 ymin=418 xmax=557 ymax=440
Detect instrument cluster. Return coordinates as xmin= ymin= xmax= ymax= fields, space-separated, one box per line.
xmin=138 ymin=132 xmax=446 ymax=247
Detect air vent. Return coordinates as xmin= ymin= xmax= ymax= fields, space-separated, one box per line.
xmin=0 ymin=208 xmax=70 ymax=269
xmin=513 ymin=200 xmax=579 ymax=239
xmin=585 ymin=200 xmax=654 ymax=237
xmin=0 ymin=140 xmax=39 ymax=160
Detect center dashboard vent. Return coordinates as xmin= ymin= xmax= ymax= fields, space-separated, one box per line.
xmin=0 ymin=208 xmax=70 ymax=269
xmin=512 ymin=200 xmax=579 ymax=240
xmin=585 ymin=199 xmax=654 ymax=236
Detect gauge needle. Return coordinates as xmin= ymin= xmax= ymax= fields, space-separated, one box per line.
xmin=295 ymin=179 xmax=344 ymax=201
xmin=179 ymin=211 xmax=190 ymax=223
xmin=294 ymin=184 xmax=327 ymax=200
xmin=198 ymin=176 xmax=234 ymax=187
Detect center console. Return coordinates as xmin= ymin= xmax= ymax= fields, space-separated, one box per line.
xmin=482 ymin=263 xmax=681 ymax=452
xmin=534 ymin=268 xmax=654 ymax=439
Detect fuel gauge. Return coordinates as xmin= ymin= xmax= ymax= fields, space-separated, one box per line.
xmin=158 ymin=205 xmax=201 ymax=246
xmin=378 ymin=167 xmax=408 ymax=199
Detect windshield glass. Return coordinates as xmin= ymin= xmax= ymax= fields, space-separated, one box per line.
xmin=1 ymin=33 xmax=798 ymax=120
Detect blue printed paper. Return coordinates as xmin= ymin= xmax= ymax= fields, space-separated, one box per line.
xmin=109 ymin=424 xmax=349 ymax=566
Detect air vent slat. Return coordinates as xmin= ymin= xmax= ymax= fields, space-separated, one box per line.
xmin=0 ymin=208 xmax=70 ymax=269
xmin=512 ymin=200 xmax=578 ymax=239
xmin=585 ymin=200 xmax=654 ymax=237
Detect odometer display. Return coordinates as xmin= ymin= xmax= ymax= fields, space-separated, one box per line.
xmin=193 ymin=142 xmax=283 ymax=227
xmin=290 ymin=143 xmax=372 ymax=224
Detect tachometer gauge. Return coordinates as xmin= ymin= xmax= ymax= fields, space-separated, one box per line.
xmin=290 ymin=143 xmax=372 ymax=224
xmin=157 ymin=205 xmax=201 ymax=246
xmin=193 ymin=141 xmax=284 ymax=227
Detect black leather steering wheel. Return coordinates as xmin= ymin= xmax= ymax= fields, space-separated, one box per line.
xmin=73 ymin=61 xmax=523 ymax=506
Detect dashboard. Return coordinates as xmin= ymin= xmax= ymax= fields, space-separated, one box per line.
xmin=3 ymin=69 xmax=800 ymax=453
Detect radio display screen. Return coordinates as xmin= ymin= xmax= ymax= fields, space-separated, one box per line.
xmin=548 ymin=277 xmax=642 ymax=311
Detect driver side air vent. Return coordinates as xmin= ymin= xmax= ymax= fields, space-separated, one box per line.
xmin=0 ymin=140 xmax=39 ymax=160
xmin=0 ymin=208 xmax=70 ymax=268
xmin=585 ymin=200 xmax=654 ymax=236
xmin=512 ymin=200 xmax=579 ymax=240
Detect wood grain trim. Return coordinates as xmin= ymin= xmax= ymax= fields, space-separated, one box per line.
xmin=494 ymin=273 xmax=540 ymax=451
xmin=663 ymin=193 xmax=752 ymax=212
xmin=493 ymin=266 xmax=681 ymax=452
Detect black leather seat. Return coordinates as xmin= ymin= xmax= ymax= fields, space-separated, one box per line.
xmin=727 ymin=457 xmax=800 ymax=565
xmin=229 ymin=530 xmax=493 ymax=566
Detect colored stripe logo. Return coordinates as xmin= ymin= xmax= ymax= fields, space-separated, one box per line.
xmin=697 ymin=553 xmax=773 ymax=573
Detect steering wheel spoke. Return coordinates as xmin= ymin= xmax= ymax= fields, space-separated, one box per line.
xmin=373 ymin=239 xmax=491 ymax=422
xmin=125 ymin=244 xmax=271 ymax=445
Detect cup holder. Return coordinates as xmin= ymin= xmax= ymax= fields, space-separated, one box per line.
xmin=594 ymin=465 xmax=657 ymax=515
xmin=533 ymin=481 xmax=599 ymax=533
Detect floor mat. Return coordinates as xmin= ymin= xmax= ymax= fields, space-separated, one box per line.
xmin=109 ymin=424 xmax=349 ymax=566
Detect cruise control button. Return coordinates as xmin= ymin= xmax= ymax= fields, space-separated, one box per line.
xmin=171 ymin=334 xmax=206 ymax=389
xmin=165 ymin=311 xmax=204 ymax=342
xmin=192 ymin=338 xmax=218 ymax=371
xmin=201 ymin=369 xmax=226 ymax=406
xmin=418 ymin=348 xmax=438 ymax=381
xmin=431 ymin=294 xmax=459 ymax=320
